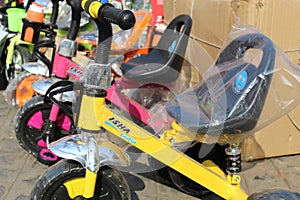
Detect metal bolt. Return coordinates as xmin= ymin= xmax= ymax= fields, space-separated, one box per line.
xmin=169 ymin=137 xmax=175 ymax=143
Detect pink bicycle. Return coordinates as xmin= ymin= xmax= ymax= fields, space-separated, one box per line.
xmin=14 ymin=0 xmax=86 ymax=165
xmin=14 ymin=7 xmax=194 ymax=169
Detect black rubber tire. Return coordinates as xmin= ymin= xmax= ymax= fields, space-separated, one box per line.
xmin=0 ymin=39 xmax=10 ymax=90
xmin=247 ymin=189 xmax=300 ymax=200
xmin=30 ymin=159 xmax=131 ymax=200
xmin=7 ymin=45 xmax=34 ymax=80
xmin=167 ymin=143 xmax=227 ymax=199
xmin=15 ymin=45 xmax=33 ymax=62
xmin=0 ymin=65 xmax=8 ymax=90
xmin=14 ymin=95 xmax=72 ymax=158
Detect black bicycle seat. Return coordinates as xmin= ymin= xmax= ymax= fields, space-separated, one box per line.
xmin=121 ymin=14 xmax=192 ymax=85
xmin=166 ymin=33 xmax=276 ymax=135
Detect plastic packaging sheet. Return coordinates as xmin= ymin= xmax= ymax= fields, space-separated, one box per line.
xmin=3 ymin=71 xmax=33 ymax=106
xmin=83 ymin=62 xmax=111 ymax=89
xmin=77 ymin=26 xmax=147 ymax=53
xmin=152 ymin=24 xmax=300 ymax=144
xmin=69 ymin=24 xmax=300 ymax=173
xmin=3 ymin=67 xmax=46 ymax=107
xmin=56 ymin=1 xmax=91 ymax=30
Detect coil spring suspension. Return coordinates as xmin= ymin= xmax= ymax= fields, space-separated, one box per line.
xmin=225 ymin=143 xmax=242 ymax=174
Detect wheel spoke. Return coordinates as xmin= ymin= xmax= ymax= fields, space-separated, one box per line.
xmin=63 ymin=177 xmax=85 ymax=199
xmin=27 ymin=111 xmax=44 ymax=129
xmin=23 ymin=107 xmax=50 ymax=154
xmin=26 ymin=127 xmax=43 ymax=143
xmin=51 ymin=186 xmax=72 ymax=200
xmin=56 ymin=113 xmax=72 ymax=131
xmin=41 ymin=109 xmax=51 ymax=121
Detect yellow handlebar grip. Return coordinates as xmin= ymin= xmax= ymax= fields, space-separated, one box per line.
xmin=81 ymin=0 xmax=102 ymax=18
xmin=81 ymin=0 xmax=88 ymax=11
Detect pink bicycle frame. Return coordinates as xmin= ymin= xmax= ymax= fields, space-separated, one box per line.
xmin=48 ymin=51 xmax=83 ymax=121
xmin=106 ymin=81 xmax=172 ymax=133
xmin=52 ymin=52 xmax=83 ymax=80
xmin=46 ymin=51 xmax=170 ymax=140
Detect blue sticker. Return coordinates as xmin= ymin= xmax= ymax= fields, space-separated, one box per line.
xmin=120 ymin=133 xmax=137 ymax=145
xmin=168 ymin=40 xmax=177 ymax=54
xmin=105 ymin=121 xmax=118 ymax=131
xmin=234 ymin=71 xmax=248 ymax=91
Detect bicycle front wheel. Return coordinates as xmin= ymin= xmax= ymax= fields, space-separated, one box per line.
xmin=30 ymin=159 xmax=131 ymax=200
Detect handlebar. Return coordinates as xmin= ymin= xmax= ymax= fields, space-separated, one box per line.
xmin=80 ymin=0 xmax=135 ymax=64
xmin=50 ymin=0 xmax=63 ymax=25
xmin=66 ymin=0 xmax=84 ymax=40
xmin=25 ymin=0 xmax=34 ymax=10
xmin=81 ymin=0 xmax=135 ymax=30
xmin=99 ymin=4 xmax=135 ymax=30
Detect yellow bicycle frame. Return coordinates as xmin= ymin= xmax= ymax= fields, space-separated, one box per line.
xmin=76 ymin=1 xmax=248 ymax=199
xmin=75 ymin=91 xmax=248 ymax=200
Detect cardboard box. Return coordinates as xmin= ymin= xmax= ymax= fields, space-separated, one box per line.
xmin=164 ymin=0 xmax=300 ymax=65
xmin=164 ymin=0 xmax=300 ymax=161
xmin=242 ymin=105 xmax=300 ymax=161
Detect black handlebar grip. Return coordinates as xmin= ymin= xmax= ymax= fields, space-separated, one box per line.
xmin=66 ymin=0 xmax=83 ymax=40
xmin=50 ymin=0 xmax=59 ymax=24
xmin=99 ymin=4 xmax=135 ymax=30
xmin=25 ymin=0 xmax=34 ymax=10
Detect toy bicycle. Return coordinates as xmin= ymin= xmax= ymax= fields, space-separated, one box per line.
xmin=30 ymin=1 xmax=300 ymax=199
xmin=12 ymin=0 xmax=90 ymax=165
xmin=76 ymin=9 xmax=152 ymax=59
xmin=5 ymin=1 xmax=152 ymax=107
xmin=13 ymin=0 xmax=194 ymax=166
xmin=3 ymin=0 xmax=64 ymax=107
xmin=4 ymin=0 xmax=99 ymax=107
xmin=0 ymin=0 xmax=37 ymax=89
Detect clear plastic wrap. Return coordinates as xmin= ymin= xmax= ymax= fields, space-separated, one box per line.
xmin=83 ymin=62 xmax=111 ymax=89
xmin=70 ymin=18 xmax=214 ymax=173
xmin=3 ymin=71 xmax=21 ymax=106
xmin=3 ymin=71 xmax=45 ymax=107
xmin=56 ymin=1 xmax=91 ymax=30
xmin=111 ymin=23 xmax=214 ymax=137
xmin=155 ymin=24 xmax=300 ymax=144
xmin=71 ymin=22 xmax=300 ymax=172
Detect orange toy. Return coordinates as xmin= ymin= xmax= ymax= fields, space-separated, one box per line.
xmin=21 ymin=2 xmax=44 ymax=43
xmin=77 ymin=9 xmax=153 ymax=59
xmin=26 ymin=2 xmax=44 ymax=23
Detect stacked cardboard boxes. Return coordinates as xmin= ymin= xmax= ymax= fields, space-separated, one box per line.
xmin=164 ymin=0 xmax=300 ymax=161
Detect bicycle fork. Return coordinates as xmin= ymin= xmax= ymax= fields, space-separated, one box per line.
xmin=49 ymin=89 xmax=130 ymax=198
xmin=37 ymin=86 xmax=75 ymax=165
